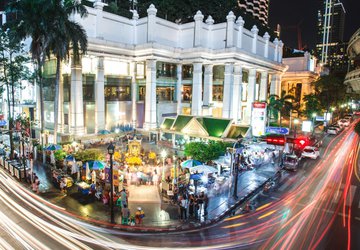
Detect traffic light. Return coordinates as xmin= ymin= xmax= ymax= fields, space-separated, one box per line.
xmin=266 ymin=135 xmax=286 ymax=146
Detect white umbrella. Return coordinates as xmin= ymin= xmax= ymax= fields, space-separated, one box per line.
xmin=50 ymin=151 xmax=56 ymax=165
xmin=71 ymin=159 xmax=77 ymax=174
xmin=85 ymin=162 xmax=91 ymax=180
xmin=190 ymin=165 xmax=218 ymax=174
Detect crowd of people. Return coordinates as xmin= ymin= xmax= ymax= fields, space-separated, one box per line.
xmin=175 ymin=190 xmax=209 ymax=221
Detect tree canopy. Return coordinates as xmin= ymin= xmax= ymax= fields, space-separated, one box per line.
xmin=184 ymin=141 xmax=231 ymax=163
xmin=312 ymin=74 xmax=347 ymax=111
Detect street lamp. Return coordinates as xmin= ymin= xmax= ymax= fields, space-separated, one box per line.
xmin=312 ymin=113 xmax=317 ymax=135
xmin=161 ymin=150 xmax=167 ymax=182
xmin=107 ymin=142 xmax=115 ymax=224
xmin=228 ymin=139 xmax=242 ymax=199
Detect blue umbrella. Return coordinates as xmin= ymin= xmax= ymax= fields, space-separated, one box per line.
xmin=190 ymin=173 xmax=202 ymax=181
xmin=83 ymin=160 xmax=106 ymax=170
xmin=98 ymin=130 xmax=111 ymax=135
xmin=65 ymin=155 xmax=75 ymax=161
xmin=181 ymin=159 xmax=203 ymax=169
xmin=45 ymin=144 xmax=62 ymax=151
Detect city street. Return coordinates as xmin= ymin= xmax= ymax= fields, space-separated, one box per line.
xmin=0 ymin=122 xmax=359 ymax=249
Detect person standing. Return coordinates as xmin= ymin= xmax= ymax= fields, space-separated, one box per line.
xmin=135 ymin=207 xmax=145 ymax=224
xmin=180 ymin=195 xmax=188 ymax=221
xmin=202 ymin=191 xmax=209 ymax=216
xmin=121 ymin=204 xmax=130 ymax=225
xmin=120 ymin=188 xmax=127 ymax=206
xmin=188 ymin=194 xmax=195 ymax=218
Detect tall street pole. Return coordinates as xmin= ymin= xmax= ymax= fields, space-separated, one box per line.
xmin=233 ymin=153 xmax=240 ymax=199
xmin=107 ymin=142 xmax=115 ymax=224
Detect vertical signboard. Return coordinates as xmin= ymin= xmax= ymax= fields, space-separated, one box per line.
xmin=251 ymin=102 xmax=267 ymax=136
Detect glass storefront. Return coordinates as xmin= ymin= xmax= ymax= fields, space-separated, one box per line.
xmin=213 ymin=86 xmax=223 ymax=101
xmin=182 ymin=85 xmax=192 ymax=102
xmin=43 ymin=77 xmax=55 ymax=102
xmin=156 ymin=86 xmax=175 ymax=102
xmin=213 ymin=65 xmax=224 ymax=102
xmin=105 ymin=76 xmax=131 ymax=101
xmin=83 ymin=74 xmax=95 ymax=102
xmin=63 ymin=75 xmax=71 ymax=102
xmin=138 ymin=85 xmax=146 ymax=101
xmin=157 ymin=62 xmax=176 ymax=78
xmin=182 ymin=65 xmax=193 ymax=79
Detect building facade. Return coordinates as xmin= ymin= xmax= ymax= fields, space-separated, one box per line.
xmin=316 ymin=0 xmax=346 ymax=70
xmin=1 ymin=2 xmax=286 ymax=141
xmin=238 ymin=0 xmax=269 ymax=25
xmin=281 ymin=52 xmax=320 ymax=107
xmin=345 ymin=28 xmax=360 ymax=93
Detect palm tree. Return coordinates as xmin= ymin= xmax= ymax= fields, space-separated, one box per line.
xmin=47 ymin=0 xmax=88 ymax=144
xmin=267 ymin=91 xmax=296 ymax=127
xmin=6 ymin=0 xmax=55 ymax=146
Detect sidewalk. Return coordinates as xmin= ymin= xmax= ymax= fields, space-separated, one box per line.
xmin=28 ymin=157 xmax=280 ymax=231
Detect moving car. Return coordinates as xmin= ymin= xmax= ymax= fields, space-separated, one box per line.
xmin=327 ymin=127 xmax=338 ymax=135
xmin=283 ymin=154 xmax=301 ymax=171
xmin=301 ymin=146 xmax=320 ymax=160
xmin=338 ymin=119 xmax=350 ymax=127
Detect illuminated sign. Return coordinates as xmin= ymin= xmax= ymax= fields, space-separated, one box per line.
xmin=302 ymin=120 xmax=312 ymax=133
xmin=251 ymin=102 xmax=267 ymax=137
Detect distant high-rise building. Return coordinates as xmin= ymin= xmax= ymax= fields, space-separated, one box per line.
xmin=316 ymin=0 xmax=346 ymax=70
xmin=238 ymin=0 xmax=269 ymax=25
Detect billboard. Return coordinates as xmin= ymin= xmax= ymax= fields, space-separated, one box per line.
xmin=251 ymin=102 xmax=267 ymax=137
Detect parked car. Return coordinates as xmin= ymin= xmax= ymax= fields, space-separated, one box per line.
xmin=301 ymin=146 xmax=320 ymax=160
xmin=283 ymin=154 xmax=301 ymax=171
xmin=338 ymin=119 xmax=350 ymax=127
xmin=326 ymin=127 xmax=338 ymax=135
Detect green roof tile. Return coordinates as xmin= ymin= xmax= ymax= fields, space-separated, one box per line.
xmin=161 ymin=118 xmax=175 ymax=130
xmin=226 ymin=125 xmax=250 ymax=139
xmin=197 ymin=117 xmax=231 ymax=138
xmin=171 ymin=115 xmax=193 ymax=132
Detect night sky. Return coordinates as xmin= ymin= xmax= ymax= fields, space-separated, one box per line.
xmin=269 ymin=0 xmax=360 ymax=50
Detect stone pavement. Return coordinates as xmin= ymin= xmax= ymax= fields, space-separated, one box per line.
xmin=26 ymin=155 xmax=280 ymax=230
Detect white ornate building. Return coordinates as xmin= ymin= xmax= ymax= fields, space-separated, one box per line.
xmin=345 ymin=28 xmax=360 ymax=93
xmin=2 ymin=3 xmax=287 ymax=141
xmin=281 ymin=52 xmax=319 ymax=105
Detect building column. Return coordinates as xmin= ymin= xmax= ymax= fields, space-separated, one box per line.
xmin=144 ymin=59 xmax=157 ymax=129
xmin=57 ymin=67 xmax=64 ymax=133
xmin=176 ymin=64 xmax=182 ymax=115
xmin=191 ymin=62 xmax=203 ymax=116
xmin=130 ymin=62 xmax=137 ymax=127
xmin=203 ymin=65 xmax=213 ymax=107
xmin=245 ymin=69 xmax=257 ymax=124
xmin=222 ymin=63 xmax=234 ymax=118
xmin=70 ymin=58 xmax=85 ymax=135
xmin=259 ymin=71 xmax=268 ymax=101
xmin=270 ymin=74 xmax=281 ymax=96
xmin=94 ymin=56 xmax=105 ymax=133
xmin=231 ymin=65 xmax=242 ymax=123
